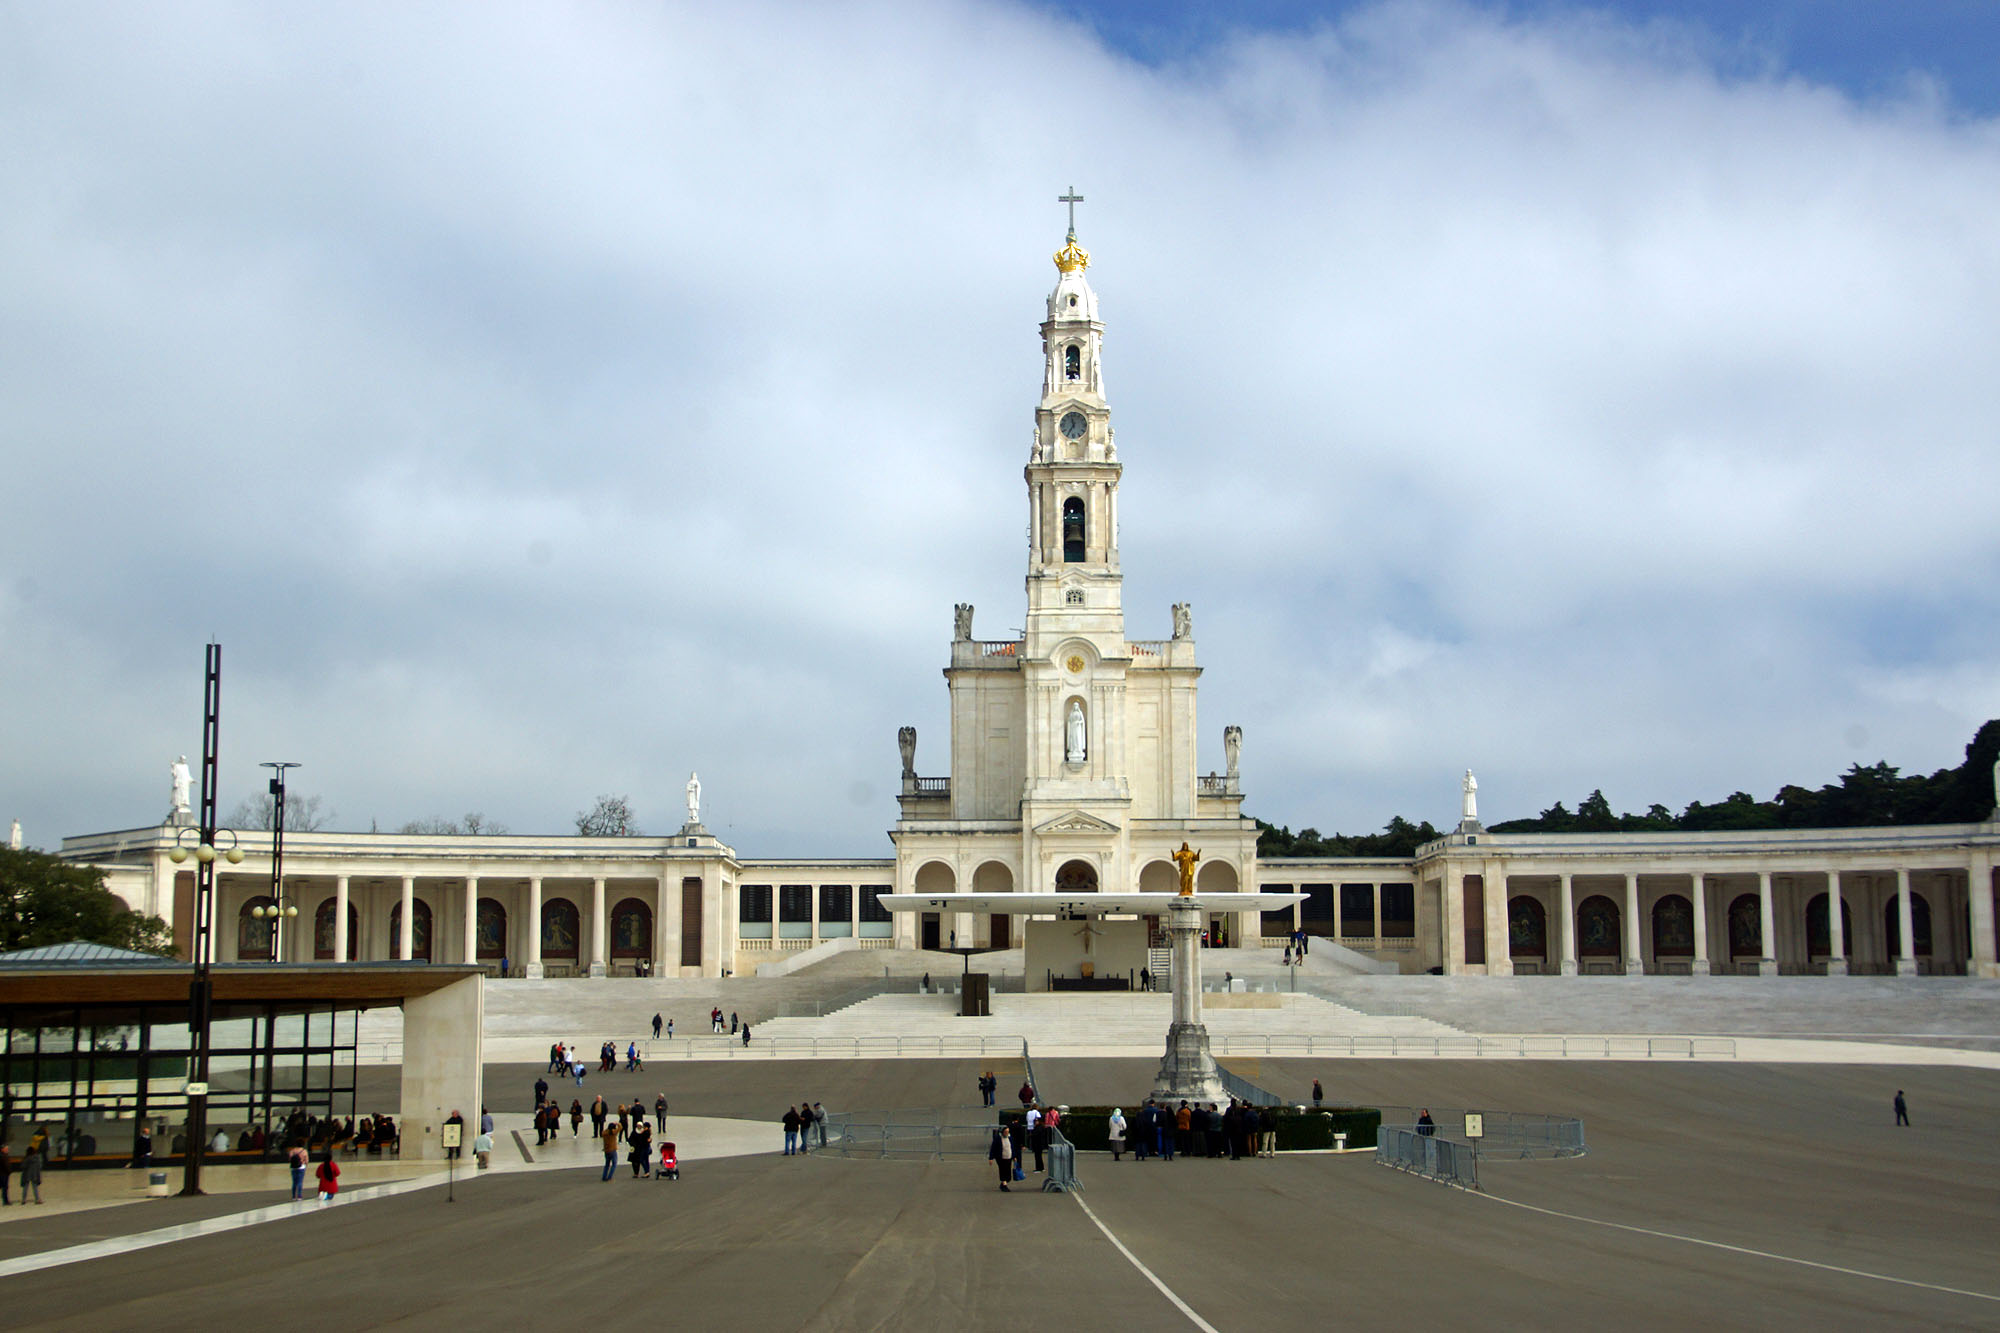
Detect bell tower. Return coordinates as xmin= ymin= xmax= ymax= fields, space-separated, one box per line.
xmin=1025 ymin=189 xmax=1124 ymax=662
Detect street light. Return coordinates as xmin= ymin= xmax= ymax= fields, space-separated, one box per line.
xmin=251 ymin=762 xmax=302 ymax=962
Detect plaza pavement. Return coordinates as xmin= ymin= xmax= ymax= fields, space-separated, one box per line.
xmin=2 ymin=1056 xmax=1997 ymax=1327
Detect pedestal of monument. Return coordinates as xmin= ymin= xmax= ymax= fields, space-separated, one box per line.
xmin=1151 ymin=897 xmax=1228 ymax=1105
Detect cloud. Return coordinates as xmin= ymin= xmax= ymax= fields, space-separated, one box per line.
xmin=2 ymin=1 xmax=1997 ymax=855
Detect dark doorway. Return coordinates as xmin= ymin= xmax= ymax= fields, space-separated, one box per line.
xmin=921 ymin=913 xmax=941 ymax=950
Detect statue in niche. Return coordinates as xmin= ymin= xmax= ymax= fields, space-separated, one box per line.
xmin=953 ymin=603 xmax=974 ymax=641
xmin=170 ymin=755 xmax=192 ymax=819
xmin=1462 ymin=770 xmax=1478 ymax=823
xmin=898 ymin=726 xmax=916 ymax=779
xmin=1224 ymin=725 xmax=1242 ymax=778
xmin=1065 ymin=698 xmax=1087 ymax=763
xmin=686 ymin=772 xmax=701 ymax=827
xmin=1171 ymin=603 xmax=1192 ymax=639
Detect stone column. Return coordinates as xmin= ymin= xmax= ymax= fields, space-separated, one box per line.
xmin=1485 ymin=863 xmax=1512 ymax=977
xmin=1757 ymin=870 xmax=1778 ymax=975
xmin=1691 ymin=873 xmax=1710 ymax=975
xmin=1969 ymin=851 xmax=1997 ymax=979
xmin=398 ymin=877 xmax=414 ymax=961
xmin=1824 ymin=872 xmax=1847 ymax=976
xmin=589 ymin=876 xmax=607 ymax=978
xmin=525 ymin=877 xmax=544 ymax=978
xmin=1151 ymin=895 xmax=1226 ymax=1105
xmin=1622 ymin=874 xmax=1642 ymax=977
xmin=1895 ymin=868 xmax=1918 ymax=977
xmin=463 ymin=877 xmax=478 ymax=966
xmin=1559 ymin=873 xmax=1577 ymax=975
xmin=653 ymin=879 xmax=670 ymax=976
xmin=1442 ymin=866 xmax=1466 ymax=974
xmin=334 ymin=874 xmax=350 ymax=962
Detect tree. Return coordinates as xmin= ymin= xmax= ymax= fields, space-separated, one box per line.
xmin=576 ymin=795 xmax=639 ymax=837
xmin=396 ymin=813 xmax=509 ymax=836
xmin=0 ymin=847 xmax=172 ymax=955
xmin=225 ymin=792 xmax=331 ymax=832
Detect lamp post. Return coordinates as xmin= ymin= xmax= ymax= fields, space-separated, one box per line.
xmin=164 ymin=643 xmax=236 ymax=1196
xmin=251 ymin=762 xmax=302 ymax=962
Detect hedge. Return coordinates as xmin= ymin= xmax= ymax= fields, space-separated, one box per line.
xmin=1000 ymin=1105 xmax=1379 ymax=1151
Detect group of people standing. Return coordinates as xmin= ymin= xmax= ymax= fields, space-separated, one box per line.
xmin=781 ymin=1102 xmax=827 ymax=1154
xmin=1107 ymin=1099 xmax=1276 ymax=1161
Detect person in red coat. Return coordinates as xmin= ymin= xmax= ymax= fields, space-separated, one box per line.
xmin=314 ymin=1152 xmax=340 ymax=1203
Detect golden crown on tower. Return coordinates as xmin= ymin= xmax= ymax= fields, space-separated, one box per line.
xmin=1054 ymin=232 xmax=1090 ymax=273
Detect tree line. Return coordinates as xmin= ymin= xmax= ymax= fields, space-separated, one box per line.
xmin=1258 ymin=719 xmax=1999 ymax=851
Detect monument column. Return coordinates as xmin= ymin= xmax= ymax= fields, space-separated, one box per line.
xmin=1558 ymin=873 xmax=1577 ymax=976
xmin=1756 ymin=869 xmax=1778 ymax=974
xmin=1825 ymin=871 xmax=1847 ymax=976
xmin=1691 ymin=872 xmax=1710 ymax=975
xmin=1895 ymin=868 xmax=1918 ymax=977
xmin=462 ymin=877 xmax=478 ymax=966
xmin=398 ymin=877 xmax=414 ymax=961
xmin=525 ymin=876 xmax=544 ymax=977
xmin=334 ymin=874 xmax=350 ymax=962
xmin=1621 ymin=873 xmax=1642 ymax=977
xmin=589 ymin=876 xmax=608 ymax=978
xmin=653 ymin=878 xmax=670 ymax=975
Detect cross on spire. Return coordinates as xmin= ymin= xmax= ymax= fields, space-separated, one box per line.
xmin=1058 ymin=186 xmax=1084 ymax=239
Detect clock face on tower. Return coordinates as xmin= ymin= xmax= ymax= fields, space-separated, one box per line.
xmin=1059 ymin=411 xmax=1088 ymax=440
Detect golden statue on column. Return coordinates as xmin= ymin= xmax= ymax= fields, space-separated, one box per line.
xmin=1172 ymin=842 xmax=1200 ymax=897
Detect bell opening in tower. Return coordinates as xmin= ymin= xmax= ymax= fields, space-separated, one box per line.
xmin=1062 ymin=497 xmax=1086 ymax=562
xmin=1064 ymin=344 xmax=1080 ymax=380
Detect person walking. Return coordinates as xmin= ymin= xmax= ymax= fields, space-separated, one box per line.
xmin=783 ymin=1106 xmax=801 ymax=1156
xmin=1416 ymin=1109 xmax=1436 ymax=1137
xmin=666 ymin=1018 xmax=674 ymax=1040
xmin=1108 ymin=1108 xmax=1126 ymax=1162
xmin=570 ymin=1099 xmax=584 ymax=1137
xmin=18 ymin=1138 xmax=45 ymax=1204
xmin=654 ymin=1094 xmax=669 ymax=1134
xmin=741 ymin=1023 xmax=751 ymax=1046
xmin=534 ymin=1075 xmax=549 ymax=1109
xmin=990 ymin=1124 xmax=1014 ymax=1191
xmin=600 ymin=1119 xmax=623 ymax=1181
xmin=730 ymin=1011 xmax=739 ymax=1035
xmin=1894 ymin=1090 xmax=1910 ymax=1126
xmin=1027 ymin=1106 xmax=1047 ymax=1173
xmin=473 ymin=1127 xmax=493 ymax=1170
xmin=1312 ymin=1078 xmax=1323 ymax=1108
xmin=313 ymin=1151 xmax=338 ymax=1204
xmin=590 ymin=1095 xmax=608 ymax=1137
xmin=571 ymin=1057 xmax=586 ymax=1087
xmin=629 ymin=1121 xmax=652 ymax=1178
xmin=652 ymin=1013 xmax=663 ymax=1039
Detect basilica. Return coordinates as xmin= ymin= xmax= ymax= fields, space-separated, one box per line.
xmin=56 ymin=219 xmax=2000 ymax=983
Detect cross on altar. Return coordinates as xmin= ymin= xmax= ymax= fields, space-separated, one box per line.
xmin=1073 ymin=918 xmax=1102 ymax=955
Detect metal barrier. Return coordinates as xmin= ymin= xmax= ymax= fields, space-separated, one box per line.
xmin=1374 ymin=1108 xmax=1586 ymax=1158
xmin=1041 ymin=1125 xmax=1081 ymax=1193
xmin=1215 ymin=1063 xmax=1283 ymax=1108
xmin=1378 ymin=1125 xmax=1480 ymax=1189
xmin=1207 ymin=1033 xmax=1736 ymax=1060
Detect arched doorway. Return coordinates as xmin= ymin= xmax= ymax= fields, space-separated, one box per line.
xmin=1804 ymin=893 xmax=1852 ymax=962
xmin=611 ymin=897 xmax=652 ymax=968
xmin=1197 ymin=860 xmax=1238 ymax=948
xmin=1651 ymin=894 xmax=1695 ymax=958
xmin=389 ymin=898 xmax=434 ymax=962
xmin=913 ymin=861 xmax=954 ymax=950
xmin=974 ymin=861 xmax=1013 ymax=949
xmin=238 ymin=896 xmax=276 ymax=961
xmin=315 ymin=897 xmax=359 ymax=961
xmin=476 ymin=898 xmax=508 ymax=961
xmin=1884 ymin=892 xmax=1932 ymax=960
xmin=1055 ymin=859 xmax=1099 ymax=893
xmin=1727 ymin=893 xmax=1762 ymax=963
xmin=1508 ymin=896 xmax=1547 ymax=966
xmin=542 ymin=898 xmax=581 ymax=962
xmin=1576 ymin=895 xmax=1621 ymax=970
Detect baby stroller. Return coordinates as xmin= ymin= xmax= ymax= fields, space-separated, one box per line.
xmin=656 ymin=1142 xmax=679 ymax=1181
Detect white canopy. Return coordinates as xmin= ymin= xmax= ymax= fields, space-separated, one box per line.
xmin=877 ymin=891 xmax=1303 ymax=916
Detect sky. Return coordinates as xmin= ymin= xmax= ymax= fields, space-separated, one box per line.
xmin=4 ymin=1 xmax=1998 ymax=856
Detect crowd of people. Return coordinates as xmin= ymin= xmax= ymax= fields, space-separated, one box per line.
xmin=1104 ymin=1099 xmax=1277 ymax=1161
